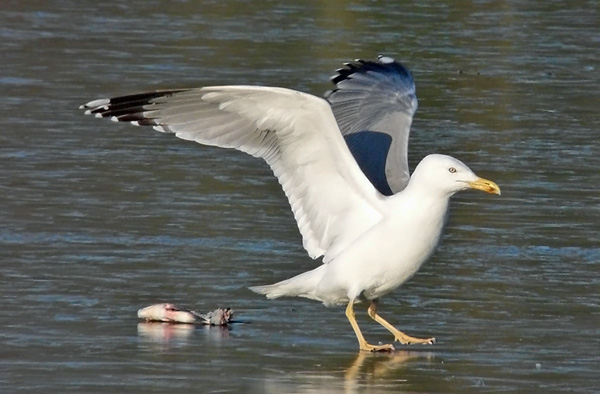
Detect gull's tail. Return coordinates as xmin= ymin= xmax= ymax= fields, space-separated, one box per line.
xmin=249 ymin=265 xmax=326 ymax=301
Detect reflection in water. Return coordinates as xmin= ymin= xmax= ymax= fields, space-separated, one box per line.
xmin=137 ymin=322 xmax=195 ymax=350
xmin=261 ymin=351 xmax=434 ymax=394
xmin=137 ymin=322 xmax=230 ymax=351
xmin=345 ymin=350 xmax=433 ymax=382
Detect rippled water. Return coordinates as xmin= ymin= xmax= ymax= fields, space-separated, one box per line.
xmin=2 ymin=1 xmax=599 ymax=392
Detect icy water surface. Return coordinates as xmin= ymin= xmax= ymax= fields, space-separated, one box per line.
xmin=2 ymin=1 xmax=599 ymax=392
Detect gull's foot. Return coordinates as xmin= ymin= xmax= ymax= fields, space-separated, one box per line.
xmin=394 ymin=334 xmax=436 ymax=345
xmin=360 ymin=342 xmax=396 ymax=352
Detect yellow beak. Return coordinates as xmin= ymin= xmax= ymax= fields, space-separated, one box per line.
xmin=468 ymin=177 xmax=501 ymax=195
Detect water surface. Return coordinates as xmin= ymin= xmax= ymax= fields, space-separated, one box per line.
xmin=1 ymin=1 xmax=599 ymax=392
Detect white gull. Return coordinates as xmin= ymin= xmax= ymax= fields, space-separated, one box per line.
xmin=80 ymin=57 xmax=500 ymax=351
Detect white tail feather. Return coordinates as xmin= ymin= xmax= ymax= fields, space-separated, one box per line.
xmin=249 ymin=265 xmax=326 ymax=301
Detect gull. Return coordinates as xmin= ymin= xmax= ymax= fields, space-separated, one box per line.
xmin=80 ymin=56 xmax=500 ymax=351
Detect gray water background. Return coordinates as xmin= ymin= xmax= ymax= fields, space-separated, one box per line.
xmin=1 ymin=1 xmax=599 ymax=392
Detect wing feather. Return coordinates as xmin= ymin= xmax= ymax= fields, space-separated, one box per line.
xmin=326 ymin=56 xmax=418 ymax=195
xmin=81 ymin=86 xmax=386 ymax=261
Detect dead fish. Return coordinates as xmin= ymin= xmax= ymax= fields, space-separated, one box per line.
xmin=137 ymin=303 xmax=233 ymax=325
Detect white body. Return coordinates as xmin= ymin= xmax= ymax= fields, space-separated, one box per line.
xmin=320 ymin=192 xmax=448 ymax=304
xmin=251 ymin=156 xmax=454 ymax=306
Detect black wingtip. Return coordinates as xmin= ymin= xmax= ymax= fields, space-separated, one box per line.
xmin=329 ymin=56 xmax=413 ymax=85
xmin=80 ymin=89 xmax=189 ymax=122
xmin=324 ymin=56 xmax=416 ymax=102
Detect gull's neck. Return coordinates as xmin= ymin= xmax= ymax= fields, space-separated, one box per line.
xmin=399 ymin=172 xmax=452 ymax=201
xmin=388 ymin=176 xmax=452 ymax=228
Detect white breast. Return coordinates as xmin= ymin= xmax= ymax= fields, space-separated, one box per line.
xmin=316 ymin=192 xmax=450 ymax=303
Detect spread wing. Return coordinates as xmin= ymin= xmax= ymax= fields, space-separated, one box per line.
xmin=325 ymin=56 xmax=418 ymax=195
xmin=81 ymin=86 xmax=387 ymax=262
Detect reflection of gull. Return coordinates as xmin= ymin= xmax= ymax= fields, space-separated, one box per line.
xmin=81 ymin=56 xmax=500 ymax=351
xmin=260 ymin=351 xmax=434 ymax=394
xmin=344 ymin=351 xmax=433 ymax=383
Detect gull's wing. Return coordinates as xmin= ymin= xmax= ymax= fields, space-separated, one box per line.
xmin=325 ymin=56 xmax=418 ymax=195
xmin=81 ymin=86 xmax=386 ymax=261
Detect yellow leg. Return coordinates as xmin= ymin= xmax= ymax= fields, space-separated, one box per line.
xmin=346 ymin=301 xmax=395 ymax=352
xmin=367 ymin=300 xmax=436 ymax=345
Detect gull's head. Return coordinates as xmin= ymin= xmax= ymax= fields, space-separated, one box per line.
xmin=411 ymin=154 xmax=501 ymax=197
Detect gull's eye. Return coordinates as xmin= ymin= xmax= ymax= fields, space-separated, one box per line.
xmin=448 ymin=167 xmax=457 ymax=173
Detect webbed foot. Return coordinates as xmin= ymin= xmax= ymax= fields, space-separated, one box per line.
xmin=360 ymin=342 xmax=396 ymax=352
xmin=394 ymin=334 xmax=436 ymax=345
